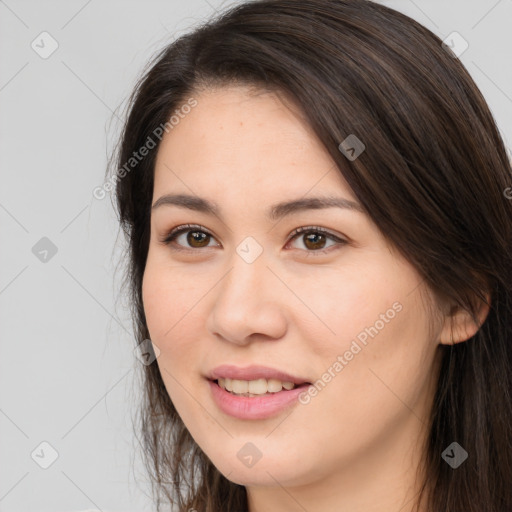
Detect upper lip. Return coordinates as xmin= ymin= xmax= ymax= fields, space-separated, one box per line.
xmin=208 ymin=364 xmax=311 ymax=385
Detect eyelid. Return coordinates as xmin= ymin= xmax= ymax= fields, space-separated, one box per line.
xmin=286 ymin=226 xmax=347 ymax=254
xmin=160 ymin=223 xmax=347 ymax=254
xmin=160 ymin=223 xmax=217 ymax=246
xmin=288 ymin=225 xmax=345 ymax=241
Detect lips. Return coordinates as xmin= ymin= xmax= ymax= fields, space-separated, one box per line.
xmin=206 ymin=364 xmax=312 ymax=419
xmin=207 ymin=364 xmax=311 ymax=385
xmin=208 ymin=379 xmax=311 ymax=420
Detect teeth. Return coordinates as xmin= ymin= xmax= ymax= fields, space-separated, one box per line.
xmin=232 ymin=379 xmax=248 ymax=394
xmin=267 ymin=378 xmax=283 ymax=392
xmin=248 ymin=378 xmax=267 ymax=394
xmin=217 ymin=377 xmax=297 ymax=395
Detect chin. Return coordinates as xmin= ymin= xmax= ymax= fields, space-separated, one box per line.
xmin=208 ymin=451 xmax=306 ymax=488
xmin=221 ymin=466 xmax=287 ymax=487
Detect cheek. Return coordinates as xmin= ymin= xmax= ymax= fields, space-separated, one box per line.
xmin=142 ymin=266 xmax=204 ymax=412
xmin=312 ymin=289 xmax=436 ymax=428
xmin=297 ymin=264 xmax=434 ymax=407
xmin=142 ymin=261 xmax=195 ymax=341
xmin=292 ymin=265 xmax=398 ymax=355
xmin=142 ymin=270 xmax=168 ymax=341
xmin=142 ymin=263 xmax=210 ymax=393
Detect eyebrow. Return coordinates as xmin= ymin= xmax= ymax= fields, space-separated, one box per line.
xmin=151 ymin=193 xmax=364 ymax=221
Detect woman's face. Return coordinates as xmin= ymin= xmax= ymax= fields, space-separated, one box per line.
xmin=142 ymin=85 xmax=444 ymax=492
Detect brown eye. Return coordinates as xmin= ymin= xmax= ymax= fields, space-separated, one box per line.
xmin=186 ymin=230 xmax=211 ymax=248
xmin=288 ymin=226 xmax=347 ymax=255
xmin=302 ymin=232 xmax=327 ymax=250
xmin=161 ymin=224 xmax=219 ymax=250
xmin=161 ymin=224 xmax=347 ymax=256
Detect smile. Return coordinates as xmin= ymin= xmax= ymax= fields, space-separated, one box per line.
xmin=216 ymin=377 xmax=297 ymax=396
xmin=209 ymin=379 xmax=311 ymax=420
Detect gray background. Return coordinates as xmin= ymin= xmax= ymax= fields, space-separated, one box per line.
xmin=0 ymin=0 xmax=511 ymax=511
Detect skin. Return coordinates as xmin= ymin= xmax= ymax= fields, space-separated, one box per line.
xmin=142 ymin=85 xmax=488 ymax=512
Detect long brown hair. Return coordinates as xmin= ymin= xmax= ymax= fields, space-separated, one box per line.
xmin=108 ymin=1 xmax=512 ymax=510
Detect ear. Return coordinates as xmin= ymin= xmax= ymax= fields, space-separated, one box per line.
xmin=439 ymin=291 xmax=491 ymax=345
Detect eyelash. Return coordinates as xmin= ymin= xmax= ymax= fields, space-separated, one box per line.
xmin=159 ymin=223 xmax=347 ymax=256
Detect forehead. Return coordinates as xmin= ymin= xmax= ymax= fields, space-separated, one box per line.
xmin=153 ymin=85 xmax=357 ymax=203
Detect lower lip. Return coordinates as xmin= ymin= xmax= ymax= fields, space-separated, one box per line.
xmin=208 ymin=379 xmax=310 ymax=420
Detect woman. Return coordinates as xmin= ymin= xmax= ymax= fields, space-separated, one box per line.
xmin=107 ymin=0 xmax=512 ymax=510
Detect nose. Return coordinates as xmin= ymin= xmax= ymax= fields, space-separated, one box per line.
xmin=206 ymin=250 xmax=288 ymax=346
